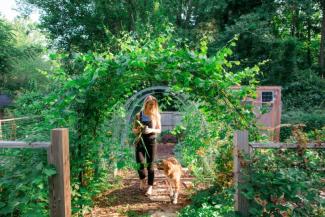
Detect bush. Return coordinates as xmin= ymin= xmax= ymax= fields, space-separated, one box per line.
xmin=282 ymin=69 xmax=325 ymax=111
xmin=280 ymin=110 xmax=325 ymax=141
xmin=241 ymin=149 xmax=325 ymax=216
xmin=178 ymin=187 xmax=237 ymax=217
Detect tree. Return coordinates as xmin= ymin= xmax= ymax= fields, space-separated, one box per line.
xmin=16 ymin=0 xmax=325 ymax=112
xmin=319 ymin=0 xmax=325 ymax=77
xmin=0 ymin=18 xmax=16 ymax=92
xmin=0 ymin=17 xmax=50 ymax=94
xmin=18 ymin=0 xmax=265 ymax=52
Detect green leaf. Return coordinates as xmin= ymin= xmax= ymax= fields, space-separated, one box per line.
xmin=43 ymin=167 xmax=57 ymax=177
xmin=49 ymin=53 xmax=57 ymax=60
xmin=117 ymin=161 xmax=125 ymax=169
xmin=36 ymin=162 xmax=43 ymax=171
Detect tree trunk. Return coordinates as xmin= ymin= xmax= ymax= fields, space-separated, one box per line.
xmin=176 ymin=1 xmax=183 ymax=27
xmin=319 ymin=6 xmax=325 ymax=77
xmin=291 ymin=4 xmax=298 ymax=37
xmin=127 ymin=0 xmax=136 ymax=31
xmin=185 ymin=0 xmax=193 ymax=27
xmin=141 ymin=0 xmax=147 ymax=24
xmin=307 ymin=18 xmax=312 ymax=67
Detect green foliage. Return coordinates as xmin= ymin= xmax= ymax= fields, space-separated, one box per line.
xmin=241 ymin=149 xmax=325 ymax=216
xmin=0 ymin=149 xmax=53 ymax=216
xmin=0 ymin=88 xmax=61 ymax=216
xmin=178 ymin=187 xmax=237 ymax=217
xmin=172 ymin=104 xmax=217 ymax=180
xmin=18 ymin=0 xmax=265 ymax=52
xmin=280 ymin=110 xmax=325 ymax=141
xmin=0 ymin=18 xmax=50 ymax=95
xmin=172 ymin=103 xmax=238 ymax=185
xmin=282 ymin=69 xmax=325 ymax=111
xmin=8 ymin=20 xmax=50 ymax=92
xmin=0 ymin=18 xmax=15 ymax=91
xmin=208 ymin=0 xmax=324 ymax=113
xmin=7 ymin=30 xmax=260 ymax=215
xmin=17 ymin=0 xmax=325 ymax=113
xmin=2 ymin=0 xmax=325 ymax=215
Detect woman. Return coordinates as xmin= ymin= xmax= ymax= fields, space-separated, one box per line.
xmin=132 ymin=95 xmax=161 ymax=196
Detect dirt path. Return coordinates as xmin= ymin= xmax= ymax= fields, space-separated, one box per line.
xmin=85 ymin=143 xmax=194 ymax=217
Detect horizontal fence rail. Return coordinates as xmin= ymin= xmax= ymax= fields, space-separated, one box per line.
xmin=250 ymin=142 xmax=325 ymax=149
xmin=0 ymin=116 xmax=39 ymax=122
xmin=0 ymin=116 xmax=43 ymax=140
xmin=0 ymin=141 xmax=50 ymax=148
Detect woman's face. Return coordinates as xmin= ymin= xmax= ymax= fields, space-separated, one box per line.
xmin=146 ymin=100 xmax=154 ymax=110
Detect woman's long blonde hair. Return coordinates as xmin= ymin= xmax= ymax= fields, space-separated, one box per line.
xmin=142 ymin=95 xmax=161 ymax=128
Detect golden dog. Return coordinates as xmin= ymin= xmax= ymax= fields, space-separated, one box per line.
xmin=156 ymin=157 xmax=182 ymax=204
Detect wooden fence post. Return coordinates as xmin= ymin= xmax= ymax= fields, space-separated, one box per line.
xmin=48 ymin=128 xmax=71 ymax=217
xmin=234 ymin=130 xmax=250 ymax=216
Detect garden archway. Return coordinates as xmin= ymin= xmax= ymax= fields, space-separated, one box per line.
xmin=120 ymin=85 xmax=192 ymax=146
xmin=64 ymin=34 xmax=260 ymax=196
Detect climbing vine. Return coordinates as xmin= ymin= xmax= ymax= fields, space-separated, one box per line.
xmin=7 ymin=29 xmax=260 ymax=214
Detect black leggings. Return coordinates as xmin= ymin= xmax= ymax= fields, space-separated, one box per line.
xmin=135 ymin=137 xmax=157 ymax=185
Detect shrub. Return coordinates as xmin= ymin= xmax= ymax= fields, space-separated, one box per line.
xmin=178 ymin=187 xmax=237 ymax=217
xmin=280 ymin=110 xmax=325 ymax=141
xmin=241 ymin=149 xmax=325 ymax=216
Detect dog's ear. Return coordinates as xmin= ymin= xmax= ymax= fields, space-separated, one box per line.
xmin=168 ymin=157 xmax=179 ymax=165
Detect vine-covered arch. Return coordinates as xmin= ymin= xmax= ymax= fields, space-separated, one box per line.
xmin=47 ymin=32 xmax=260 ymax=188
xmin=120 ymin=85 xmax=191 ymax=145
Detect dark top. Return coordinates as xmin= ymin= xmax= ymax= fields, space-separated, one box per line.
xmin=139 ymin=111 xmax=156 ymax=139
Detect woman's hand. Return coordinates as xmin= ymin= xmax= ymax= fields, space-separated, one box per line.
xmin=143 ymin=126 xmax=161 ymax=134
xmin=133 ymin=126 xmax=142 ymax=134
xmin=143 ymin=126 xmax=153 ymax=134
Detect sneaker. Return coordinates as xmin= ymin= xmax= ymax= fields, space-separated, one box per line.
xmin=145 ymin=185 xmax=153 ymax=196
xmin=139 ymin=179 xmax=146 ymax=190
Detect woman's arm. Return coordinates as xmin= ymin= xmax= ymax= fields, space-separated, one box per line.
xmin=144 ymin=115 xmax=161 ymax=134
xmin=132 ymin=113 xmax=141 ymax=135
xmin=149 ymin=127 xmax=161 ymax=134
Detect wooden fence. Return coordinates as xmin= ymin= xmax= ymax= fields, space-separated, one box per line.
xmin=0 ymin=128 xmax=71 ymax=217
xmin=233 ymin=130 xmax=325 ymax=216
xmin=0 ymin=116 xmax=42 ymax=140
xmin=160 ymin=111 xmax=182 ymax=131
xmin=2 ymin=127 xmax=324 ymax=216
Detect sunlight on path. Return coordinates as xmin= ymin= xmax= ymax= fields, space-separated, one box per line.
xmin=85 ymin=143 xmax=194 ymax=217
